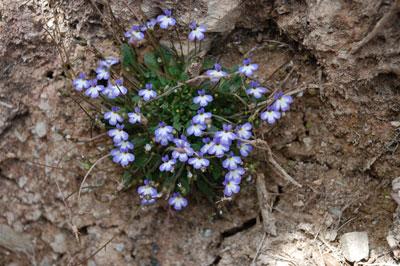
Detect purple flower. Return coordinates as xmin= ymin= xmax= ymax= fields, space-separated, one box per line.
xmin=157 ymin=9 xmax=176 ymax=29
xmin=238 ymin=142 xmax=253 ymax=157
xmin=168 ymin=192 xmax=188 ymax=211
xmin=206 ymin=64 xmax=228 ymax=82
xmin=200 ymin=138 xmax=214 ymax=154
xmin=260 ymin=109 xmax=281 ymax=124
xmin=141 ymin=19 xmax=157 ymax=31
xmin=73 ymin=73 xmax=90 ymax=91
xmin=85 ymin=80 xmax=104 ymax=98
xmin=112 ymin=149 xmax=135 ymax=167
xmin=207 ymin=138 xmax=229 ymax=158
xmin=138 ymin=83 xmax=157 ymax=101
xmin=96 ymin=67 xmax=110 ymax=80
xmin=188 ymin=152 xmax=210 ymax=170
xmin=138 ymin=179 xmax=159 ymax=205
xmin=238 ymin=58 xmax=259 ymax=77
xmin=125 ymin=25 xmax=145 ymax=43
xmin=128 ymin=107 xmax=142 ymax=124
xmin=108 ymin=124 xmax=129 ymax=143
xmin=103 ymin=79 xmax=128 ymax=99
xmin=104 ymin=106 xmax=123 ymax=126
xmin=188 ymin=22 xmax=206 ymax=41
xmin=192 ymin=108 xmax=212 ymax=125
xmin=99 ymin=57 xmax=119 ymax=68
xmin=155 ymin=122 xmax=174 ymax=146
xmin=271 ymin=92 xmax=293 ymax=112
xmin=215 ymin=124 xmax=236 ymax=146
xmin=172 ymin=136 xmax=194 ymax=162
xmin=187 ymin=122 xmax=206 ymax=137
xmin=159 ymin=155 xmax=176 ymax=172
xmin=115 ymin=140 xmax=134 ymax=152
xmin=246 ymin=81 xmax=268 ymax=99
xmin=236 ymin=122 xmax=252 ymax=140
xmin=225 ymin=167 xmax=245 ymax=183
xmin=223 ymin=179 xmax=240 ymax=197
xmin=193 ymin=89 xmax=213 ymax=107
xmin=222 ymin=152 xmax=243 ymax=170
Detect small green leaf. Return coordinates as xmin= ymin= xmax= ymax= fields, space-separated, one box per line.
xmin=121 ymin=43 xmax=137 ymax=67
xmin=144 ymin=52 xmax=160 ymax=71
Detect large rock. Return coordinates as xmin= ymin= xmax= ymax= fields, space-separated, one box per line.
xmin=340 ymin=231 xmax=369 ymax=262
xmin=141 ymin=0 xmax=242 ymax=33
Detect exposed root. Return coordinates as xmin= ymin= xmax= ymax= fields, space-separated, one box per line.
xmin=256 ymin=173 xmax=277 ymax=236
xmin=351 ymin=0 xmax=400 ymax=54
xmin=252 ymin=139 xmax=303 ymax=188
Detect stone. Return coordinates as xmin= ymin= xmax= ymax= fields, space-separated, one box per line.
xmin=18 ymin=176 xmax=28 ymax=188
xmin=201 ymin=0 xmax=241 ymax=33
xmin=390 ymin=121 xmax=400 ymax=127
xmin=340 ymin=231 xmax=369 ymax=262
xmin=34 ymin=121 xmax=47 ymax=138
xmin=114 ymin=243 xmax=125 ymax=252
xmin=50 ymin=233 xmax=67 ymax=254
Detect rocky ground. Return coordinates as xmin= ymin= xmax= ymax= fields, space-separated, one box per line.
xmin=1 ymin=0 xmax=400 ymax=265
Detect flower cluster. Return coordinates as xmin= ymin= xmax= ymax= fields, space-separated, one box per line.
xmin=72 ymin=9 xmax=295 ymax=211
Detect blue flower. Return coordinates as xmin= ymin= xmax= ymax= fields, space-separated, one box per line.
xmin=208 ymin=138 xmax=229 ymax=158
xmin=187 ymin=122 xmax=206 ymax=137
xmin=159 ymin=155 xmax=176 ymax=172
xmin=73 ymin=73 xmax=90 ymax=91
xmin=188 ymin=152 xmax=210 ymax=170
xmin=99 ymin=57 xmax=119 ymax=68
xmin=157 ymin=9 xmax=176 ymax=29
xmin=85 ymin=80 xmax=104 ymax=98
xmin=238 ymin=58 xmax=259 ymax=77
xmin=115 ymin=140 xmax=134 ymax=152
xmin=155 ymin=122 xmax=174 ymax=146
xmin=223 ymin=179 xmax=241 ymax=197
xmin=237 ymin=142 xmax=253 ymax=157
xmin=222 ymin=152 xmax=243 ymax=170
xmin=206 ymin=64 xmax=228 ymax=82
xmin=96 ymin=67 xmax=110 ymax=80
xmin=125 ymin=25 xmax=145 ymax=43
xmin=141 ymin=19 xmax=157 ymax=31
xmin=138 ymin=83 xmax=157 ymax=101
xmin=236 ymin=122 xmax=252 ymax=140
xmin=193 ymin=89 xmax=213 ymax=107
xmin=104 ymin=106 xmax=124 ymax=126
xmin=260 ymin=108 xmax=281 ymax=124
xmin=138 ymin=179 xmax=159 ymax=205
xmin=188 ymin=22 xmax=206 ymax=41
xmin=246 ymin=81 xmax=268 ymax=99
xmin=111 ymin=149 xmax=135 ymax=167
xmin=168 ymin=192 xmax=188 ymax=211
xmin=127 ymin=107 xmax=142 ymax=124
xmin=172 ymin=136 xmax=194 ymax=162
xmin=103 ymin=79 xmax=128 ymax=99
xmin=192 ymin=108 xmax=212 ymax=124
xmin=108 ymin=124 xmax=129 ymax=143
xmin=225 ymin=167 xmax=245 ymax=183
xmin=200 ymin=137 xmax=214 ymax=154
xmin=215 ymin=124 xmax=236 ymax=146
xmin=271 ymin=92 xmax=293 ymax=112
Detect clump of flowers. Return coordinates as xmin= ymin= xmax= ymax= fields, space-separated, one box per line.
xmin=72 ymin=10 xmax=295 ymax=211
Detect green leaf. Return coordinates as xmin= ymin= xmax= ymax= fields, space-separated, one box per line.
xmin=121 ymin=43 xmax=137 ymax=68
xmin=144 ymin=52 xmax=161 ymax=71
xmin=133 ymin=153 xmax=148 ymax=168
xmin=122 ymin=171 xmax=134 ymax=187
xmin=202 ymin=57 xmax=215 ymax=70
xmin=196 ymin=177 xmax=215 ymax=201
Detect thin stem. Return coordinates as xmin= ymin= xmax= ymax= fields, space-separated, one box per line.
xmin=78 ymin=154 xmax=110 ymax=203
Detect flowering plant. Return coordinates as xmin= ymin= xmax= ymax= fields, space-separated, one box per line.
xmin=72 ymin=10 xmax=295 ymax=211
